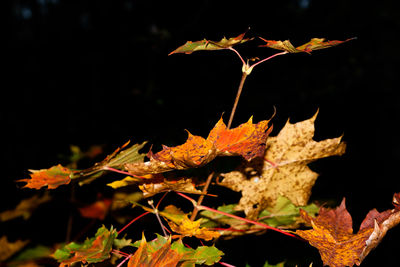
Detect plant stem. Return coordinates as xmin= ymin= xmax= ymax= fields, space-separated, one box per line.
xmin=176 ymin=192 xmax=298 ymax=238
xmin=248 ymin=51 xmax=288 ymax=72
xmin=190 ymin=172 xmax=214 ymax=221
xmin=117 ymin=211 xmax=150 ymax=235
xmin=227 ymin=72 xmax=248 ymax=129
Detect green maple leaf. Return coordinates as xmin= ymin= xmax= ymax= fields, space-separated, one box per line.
xmin=169 ymin=32 xmax=252 ymax=55
xmin=131 ymin=234 xmax=223 ymax=266
xmin=259 ymin=37 xmax=356 ymax=54
xmin=53 ymin=225 xmax=117 ymax=266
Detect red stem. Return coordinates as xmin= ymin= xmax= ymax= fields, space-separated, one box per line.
xmin=103 ymin=166 xmax=147 ymax=179
xmin=176 ymin=192 xmax=297 ymax=238
xmin=118 ymin=211 xmax=150 ymax=235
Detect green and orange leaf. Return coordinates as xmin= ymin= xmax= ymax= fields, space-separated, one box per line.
xmin=17 ymin=164 xmax=73 ymax=190
xmin=53 ymin=225 xmax=117 ymax=266
xmin=259 ymin=37 xmax=355 ymax=54
xmin=169 ymin=32 xmax=252 ymax=55
xmin=131 ymin=234 xmax=223 ymax=266
xmin=296 ymin=193 xmax=400 ymax=267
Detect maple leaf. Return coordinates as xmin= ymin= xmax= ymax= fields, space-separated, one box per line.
xmin=0 ymin=192 xmax=51 ymax=221
xmin=128 ymin=234 xmax=182 ymax=267
xmin=259 ymin=37 xmax=356 ymax=54
xmin=219 ymin=111 xmax=346 ymax=219
xmin=17 ymin=164 xmax=73 ymax=190
xmin=208 ymin=117 xmax=272 ymax=161
xmin=169 ymin=32 xmax=252 ymax=55
xmin=72 ymin=141 xmax=147 ymax=184
xmin=78 ymin=198 xmax=112 ymax=220
xmin=0 ymin=236 xmax=29 ymax=261
xmin=296 ymin=193 xmax=400 ymax=267
xmin=131 ymin=234 xmax=223 ymax=266
xmin=167 ymin=215 xmax=221 ymax=241
xmin=125 ymin=117 xmax=271 ymax=176
xmin=139 ymin=178 xmax=203 ymax=198
xmin=53 ymin=225 xmax=117 ymax=266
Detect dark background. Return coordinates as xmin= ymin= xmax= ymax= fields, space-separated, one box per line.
xmin=2 ymin=0 xmax=399 ymax=266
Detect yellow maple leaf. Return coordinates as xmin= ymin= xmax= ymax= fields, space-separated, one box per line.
xmin=167 ymin=216 xmax=220 ymax=241
xmin=219 ymin=111 xmax=346 ymax=218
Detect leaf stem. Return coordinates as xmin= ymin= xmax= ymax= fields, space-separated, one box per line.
xmin=148 ymin=199 xmax=168 ymax=237
xmin=176 ymin=192 xmax=298 ymax=238
xmin=103 ymin=166 xmax=146 ymax=179
xmin=190 ymin=172 xmax=214 ymax=221
xmin=227 ymin=72 xmax=248 ymax=129
xmin=117 ymin=211 xmax=150 ymax=235
xmin=248 ymin=51 xmax=288 ymax=72
xmin=228 ymin=47 xmax=246 ymax=66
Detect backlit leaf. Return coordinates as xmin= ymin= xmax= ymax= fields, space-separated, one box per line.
xmin=259 ymin=37 xmax=355 ymax=54
xmin=139 ymin=178 xmax=202 ymax=198
xmin=169 ymin=32 xmax=252 ymax=55
xmin=220 ymin=111 xmax=346 ymax=218
xmin=296 ymin=193 xmax=400 ymax=267
xmin=131 ymin=234 xmax=223 ymax=266
xmin=53 ymin=225 xmax=117 ymax=266
xmin=167 ymin=215 xmax=220 ymax=241
xmin=125 ymin=117 xmax=271 ymax=176
xmin=78 ymin=198 xmax=112 ymax=220
xmin=17 ymin=165 xmax=73 ymax=190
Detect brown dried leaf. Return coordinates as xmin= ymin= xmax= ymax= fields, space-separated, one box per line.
xmin=296 ymin=194 xmax=400 ymax=267
xmin=139 ymin=178 xmax=202 ymax=198
xmin=219 ymin=111 xmax=346 ymax=218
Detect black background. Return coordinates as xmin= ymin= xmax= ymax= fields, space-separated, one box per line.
xmin=2 ymin=0 xmax=399 ymax=266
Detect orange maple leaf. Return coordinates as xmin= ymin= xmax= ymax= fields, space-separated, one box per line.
xmin=125 ymin=117 xmax=271 ymax=175
xmin=127 ymin=234 xmax=182 ymax=267
xmin=18 ymin=164 xmax=73 ymax=190
xmin=296 ymin=193 xmax=400 ymax=267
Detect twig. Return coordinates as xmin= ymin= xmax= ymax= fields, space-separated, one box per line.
xmin=227 ymin=72 xmax=248 ymax=129
xmin=190 ymin=172 xmax=214 ymax=221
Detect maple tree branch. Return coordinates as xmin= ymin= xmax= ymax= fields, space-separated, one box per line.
xmin=190 ymin=172 xmax=214 ymax=221
xmin=227 ymin=72 xmax=248 ymax=129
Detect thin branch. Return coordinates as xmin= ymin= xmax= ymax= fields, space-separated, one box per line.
xmin=103 ymin=166 xmax=146 ymax=179
xmin=190 ymin=172 xmax=214 ymax=221
xmin=118 ymin=211 xmax=150 ymax=235
xmin=148 ymin=199 xmax=168 ymax=237
xmin=227 ymin=72 xmax=248 ymax=129
xmin=176 ymin=192 xmax=299 ymax=239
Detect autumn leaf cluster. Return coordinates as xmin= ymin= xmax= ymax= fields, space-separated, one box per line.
xmin=2 ymin=32 xmax=397 ymax=267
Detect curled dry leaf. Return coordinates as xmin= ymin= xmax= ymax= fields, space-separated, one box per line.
xmin=259 ymin=37 xmax=356 ymax=54
xmin=125 ymin=117 xmax=272 ymax=176
xmin=139 ymin=178 xmax=202 ymax=198
xmin=219 ymin=111 xmax=346 ymax=218
xmin=169 ymin=32 xmax=252 ymax=55
xmin=296 ymin=193 xmax=400 ymax=267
